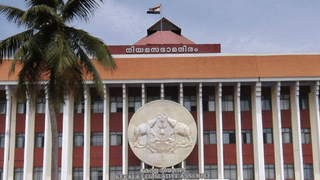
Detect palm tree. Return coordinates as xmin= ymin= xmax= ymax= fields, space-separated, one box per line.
xmin=0 ymin=0 xmax=115 ymax=179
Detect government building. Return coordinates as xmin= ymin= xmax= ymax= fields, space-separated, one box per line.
xmin=1 ymin=18 xmax=320 ymax=180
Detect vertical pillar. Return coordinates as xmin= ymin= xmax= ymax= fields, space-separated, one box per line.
xmin=197 ymin=83 xmax=204 ymax=174
xmin=122 ymin=84 xmax=128 ymax=174
xmin=43 ymin=91 xmax=52 ymax=180
xmin=234 ymin=83 xmax=243 ymax=180
xmin=309 ymin=81 xmax=320 ymax=180
xmin=271 ymin=82 xmax=285 ymax=180
xmin=251 ymin=82 xmax=265 ymax=180
xmin=290 ymin=82 xmax=304 ymax=180
xmin=141 ymin=84 xmax=146 ymax=170
xmin=61 ymin=94 xmax=75 ymax=180
xmin=7 ymin=87 xmax=17 ymax=180
xmin=103 ymin=85 xmax=110 ymax=180
xmin=23 ymin=93 xmax=36 ymax=180
xmin=83 ymin=87 xmax=91 ymax=180
xmin=179 ymin=83 xmax=186 ymax=169
xmin=3 ymin=86 xmax=13 ymax=180
xmin=161 ymin=83 xmax=164 ymax=100
xmin=215 ymin=83 xmax=224 ymax=179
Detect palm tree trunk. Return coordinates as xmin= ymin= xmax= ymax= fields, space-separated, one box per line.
xmin=49 ymin=97 xmax=58 ymax=180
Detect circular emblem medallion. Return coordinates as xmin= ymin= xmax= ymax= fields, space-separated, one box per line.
xmin=128 ymin=100 xmax=197 ymax=168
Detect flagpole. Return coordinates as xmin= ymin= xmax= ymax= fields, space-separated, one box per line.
xmin=160 ymin=4 xmax=163 ymax=44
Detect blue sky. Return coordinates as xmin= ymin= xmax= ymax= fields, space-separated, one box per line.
xmin=1 ymin=0 xmax=320 ymax=53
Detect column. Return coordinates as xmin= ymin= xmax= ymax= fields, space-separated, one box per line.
xmin=23 ymin=93 xmax=36 ymax=180
xmin=103 ymin=85 xmax=110 ymax=180
xmin=43 ymin=92 xmax=52 ymax=180
xmin=161 ymin=83 xmax=164 ymax=100
xmin=290 ymin=82 xmax=304 ymax=180
xmin=271 ymin=82 xmax=285 ymax=180
xmin=180 ymin=83 xmax=186 ymax=169
xmin=7 ymin=87 xmax=17 ymax=180
xmin=83 ymin=87 xmax=91 ymax=180
xmin=141 ymin=84 xmax=146 ymax=170
xmin=251 ymin=82 xmax=265 ymax=180
xmin=197 ymin=83 xmax=204 ymax=174
xmin=61 ymin=94 xmax=75 ymax=180
xmin=309 ymin=81 xmax=320 ymax=180
xmin=122 ymin=84 xmax=128 ymax=174
xmin=234 ymin=83 xmax=243 ymax=180
xmin=3 ymin=86 xmax=14 ymax=180
xmin=215 ymin=83 xmax=224 ymax=179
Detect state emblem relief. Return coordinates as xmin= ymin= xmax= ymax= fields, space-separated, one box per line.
xmin=128 ymin=100 xmax=197 ymax=168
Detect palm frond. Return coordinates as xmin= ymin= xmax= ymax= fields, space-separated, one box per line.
xmin=0 ymin=5 xmax=25 ymax=26
xmin=0 ymin=29 xmax=34 ymax=61
xmin=67 ymin=27 xmax=115 ymax=70
xmin=61 ymin=0 xmax=103 ymax=22
xmin=25 ymin=0 xmax=64 ymax=9
xmin=21 ymin=5 xmax=60 ymax=29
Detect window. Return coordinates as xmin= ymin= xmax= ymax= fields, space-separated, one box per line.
xmin=186 ymin=165 xmax=199 ymax=174
xmin=222 ymin=95 xmax=234 ymax=111
xmin=204 ymin=131 xmax=216 ymax=144
xmin=110 ymin=96 xmax=122 ymax=113
xmin=242 ymin=130 xmax=252 ymax=144
xmin=74 ymin=133 xmax=84 ymax=146
xmin=300 ymin=94 xmax=309 ymax=109
xmin=240 ymin=95 xmax=251 ymax=111
xmin=17 ymin=101 xmax=26 ymax=114
xmin=91 ymin=167 xmax=103 ymax=180
xmin=203 ymin=95 xmax=215 ymax=111
xmin=184 ymin=96 xmax=197 ymax=111
xmin=110 ymin=166 xmax=122 ymax=180
xmin=147 ymin=96 xmax=160 ymax=103
xmin=243 ymin=164 xmax=254 ymax=180
xmin=92 ymin=97 xmax=103 ymax=113
xmin=33 ymin=167 xmax=43 ymax=180
xmin=36 ymin=98 xmax=45 ymax=113
xmin=74 ymin=100 xmax=84 ymax=113
xmin=204 ymin=165 xmax=218 ymax=179
xmin=0 ymin=100 xmax=6 ymax=114
xmin=282 ymin=128 xmax=292 ymax=143
xmin=261 ymin=95 xmax=271 ymax=110
xmin=223 ymin=130 xmax=235 ymax=144
xmin=301 ymin=128 xmax=311 ymax=144
xmin=0 ymin=168 xmax=3 ymax=180
xmin=224 ymin=164 xmax=237 ymax=180
xmin=14 ymin=168 xmax=23 ymax=180
xmin=128 ymin=166 xmax=140 ymax=176
xmin=265 ymin=164 xmax=275 ymax=179
xmin=263 ymin=128 xmax=273 ymax=144
xmin=58 ymin=167 xmax=61 ymax=180
xmin=16 ymin=133 xmax=25 ymax=148
xmin=0 ymin=134 xmax=4 ymax=148
xmin=280 ymin=94 xmax=290 ymax=110
xmin=128 ymin=96 xmax=142 ymax=112
xmin=110 ymin=132 xmax=122 ymax=146
xmin=35 ymin=133 xmax=45 ymax=148
xmin=284 ymin=164 xmax=294 ymax=179
xmin=165 ymin=95 xmax=178 ymax=103
xmin=73 ymin=167 xmax=83 ymax=180
xmin=304 ymin=164 xmax=313 ymax=180
xmin=91 ymin=132 xmax=103 ymax=146
xmin=58 ymin=133 xmax=62 ymax=147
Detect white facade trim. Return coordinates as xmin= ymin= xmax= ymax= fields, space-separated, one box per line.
xmin=83 ymin=87 xmax=91 ymax=180
xmin=3 ymin=86 xmax=12 ymax=180
xmin=197 ymin=83 xmax=204 ymax=175
xmin=215 ymin=83 xmax=224 ymax=179
xmin=309 ymin=81 xmax=320 ymax=180
xmin=271 ymin=82 xmax=285 ymax=180
xmin=122 ymin=84 xmax=128 ymax=174
xmin=234 ymin=83 xmax=243 ymax=180
xmin=43 ymin=92 xmax=52 ymax=180
xmin=290 ymin=82 xmax=304 ymax=180
xmin=61 ymin=94 xmax=74 ymax=180
xmin=103 ymin=85 xmax=110 ymax=180
xmin=251 ymin=82 xmax=265 ymax=180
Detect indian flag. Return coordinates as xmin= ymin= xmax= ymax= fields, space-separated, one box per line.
xmin=147 ymin=5 xmax=161 ymax=14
